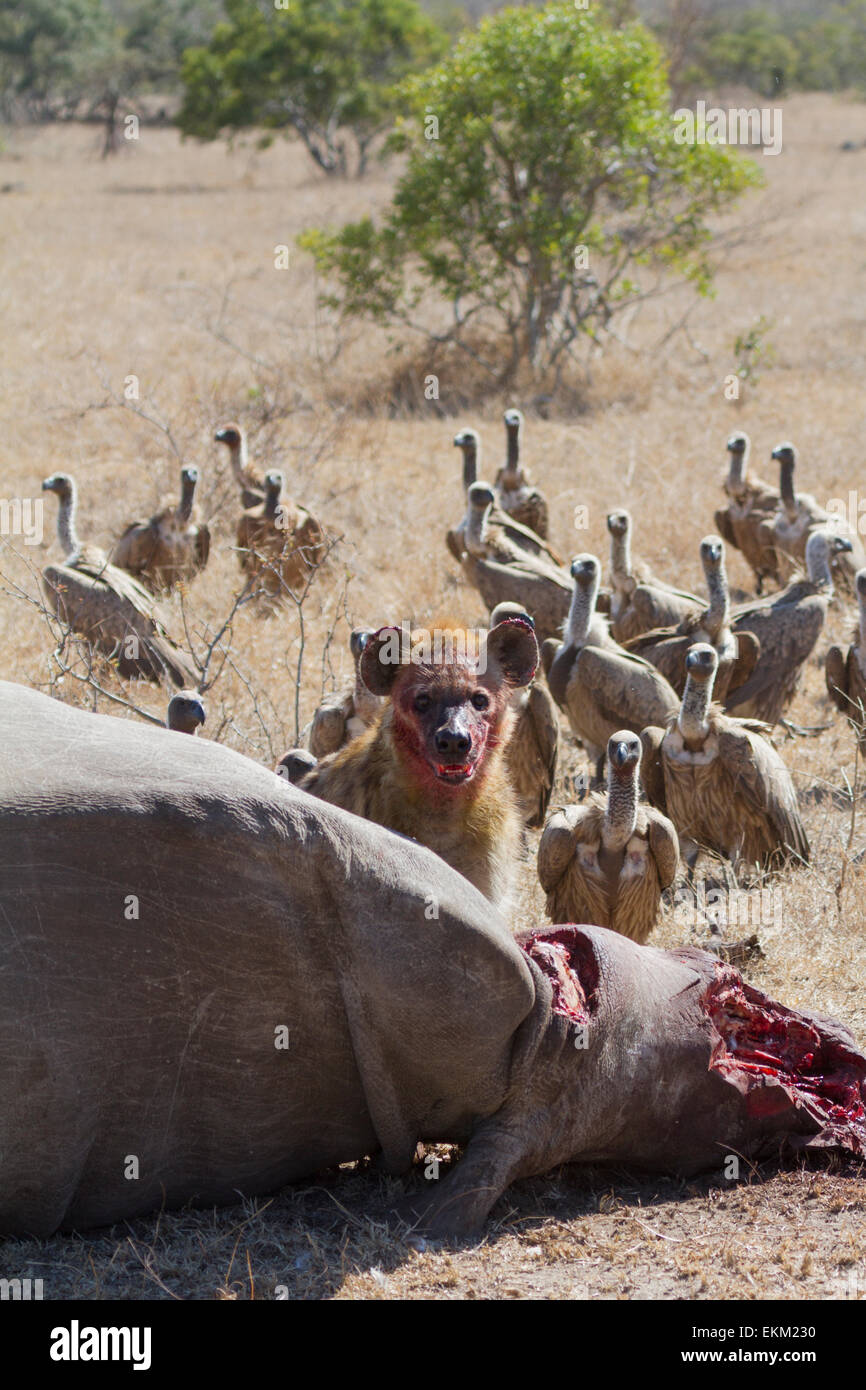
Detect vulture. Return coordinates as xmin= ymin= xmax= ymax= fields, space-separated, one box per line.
xmin=276 ymin=748 xmax=318 ymax=785
xmin=214 ymin=422 xmax=264 ymax=509
xmin=460 ymin=484 xmax=572 ymax=642
xmin=825 ymin=567 xmax=866 ymax=750
xmin=726 ymin=529 xmax=854 ymax=725
xmin=713 ymin=432 xmax=779 ymax=594
xmin=447 ymin=428 xmax=562 ymax=566
xmin=306 ymin=628 xmax=383 ymax=759
xmin=640 ymin=644 xmax=809 ymax=877
xmin=236 ymin=470 xmax=327 ymax=599
xmin=493 ymin=409 xmax=550 ymax=539
xmin=489 ymin=602 xmax=560 ymax=829
xmin=167 ymin=691 xmax=206 ymax=735
xmin=606 ymin=509 xmax=702 ymax=643
xmin=41 ymin=474 xmax=198 ymax=689
xmin=623 ymin=535 xmax=760 ymax=703
xmin=112 ymin=465 xmax=210 ymax=593
xmin=758 ymin=443 xmax=864 ymax=593
xmin=542 ymin=554 xmax=680 ymax=778
xmin=538 ymin=730 xmax=679 ymax=944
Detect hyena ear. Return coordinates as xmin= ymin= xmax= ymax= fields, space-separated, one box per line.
xmin=486 ymin=618 xmax=538 ymax=688
xmin=359 ymin=627 xmax=405 ymax=697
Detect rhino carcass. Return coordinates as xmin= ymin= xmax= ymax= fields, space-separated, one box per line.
xmin=0 ymin=682 xmax=863 ymax=1240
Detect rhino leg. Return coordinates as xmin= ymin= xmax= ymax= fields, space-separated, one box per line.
xmin=396 ymin=1117 xmax=538 ymax=1239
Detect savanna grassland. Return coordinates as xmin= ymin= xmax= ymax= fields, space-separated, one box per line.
xmin=1 ymin=92 xmax=866 ymax=1300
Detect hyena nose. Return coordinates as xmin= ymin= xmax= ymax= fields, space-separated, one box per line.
xmin=435 ymin=728 xmax=471 ymax=758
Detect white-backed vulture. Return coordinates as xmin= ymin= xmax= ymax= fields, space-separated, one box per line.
xmin=713 ymin=432 xmax=779 ymax=594
xmin=758 ymin=442 xmax=865 ymax=594
xmin=825 ymin=568 xmax=866 ymax=750
xmin=727 ymin=529 xmax=854 ymax=725
xmin=112 ymin=465 xmax=210 ymax=593
xmin=447 ymin=428 xmax=563 ymax=566
xmin=542 ymin=554 xmax=680 ymax=777
xmin=236 ymin=470 xmax=328 ymax=599
xmin=214 ymin=422 xmax=265 ymax=509
xmin=167 ymin=691 xmax=206 ymax=735
xmin=538 ymin=730 xmax=678 ymax=943
xmin=460 ymin=483 xmax=573 ymax=641
xmin=306 ymin=628 xmax=383 ymax=759
xmin=489 ymin=602 xmax=559 ymax=828
xmin=640 ymin=644 xmax=809 ymax=877
xmin=623 ymin=535 xmax=760 ymax=702
xmin=494 ymin=409 xmax=550 ymax=538
xmin=275 ymin=747 xmax=318 ymax=784
xmin=41 ymin=474 xmax=198 ymax=689
xmin=607 ymin=509 xmax=702 ymax=643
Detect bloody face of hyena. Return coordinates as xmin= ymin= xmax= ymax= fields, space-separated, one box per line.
xmin=360 ymin=619 xmax=539 ymax=791
xmin=390 ymin=662 xmax=508 ymax=788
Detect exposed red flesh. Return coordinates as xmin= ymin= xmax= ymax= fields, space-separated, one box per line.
xmin=520 ymin=926 xmax=599 ymax=1024
xmin=704 ymin=966 xmax=866 ymax=1154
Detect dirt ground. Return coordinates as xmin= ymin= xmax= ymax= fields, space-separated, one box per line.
xmin=1 ymin=92 xmax=865 ymax=1299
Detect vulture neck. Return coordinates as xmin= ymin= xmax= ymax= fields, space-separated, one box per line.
xmin=505 ymin=424 xmax=520 ymax=473
xmin=57 ymin=489 xmax=80 ymax=559
xmin=806 ymin=540 xmax=833 ymax=592
xmin=779 ymin=463 xmax=798 ymax=518
xmin=704 ymin=563 xmax=729 ymax=640
xmin=603 ymin=769 xmax=637 ymax=852
xmin=265 ymin=486 xmax=281 ymax=520
xmin=466 ymin=504 xmax=488 ymax=553
xmin=678 ymin=675 xmax=712 ymax=744
xmin=177 ymin=475 xmax=196 ymax=525
xmin=229 ymin=436 xmax=248 ymax=484
xmin=727 ymin=450 xmax=746 ymax=492
xmin=609 ymin=528 xmax=632 ymax=587
xmin=460 ymin=441 xmax=479 ymax=493
xmin=565 ymin=581 xmax=596 ymax=648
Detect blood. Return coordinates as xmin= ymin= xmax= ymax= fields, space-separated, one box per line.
xmin=519 ymin=926 xmax=600 ymax=1024
xmin=704 ymin=965 xmax=866 ymax=1154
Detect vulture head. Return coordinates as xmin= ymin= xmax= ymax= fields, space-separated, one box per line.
xmin=606 ymin=509 xmax=631 ymax=538
xmin=167 ymin=692 xmax=206 ymax=735
xmin=490 ymin=601 xmax=535 ymax=630
xmin=214 ymin=423 xmax=243 ymax=449
xmin=685 ymin=643 xmax=718 ymax=686
xmin=42 ymin=473 xmax=74 ymax=503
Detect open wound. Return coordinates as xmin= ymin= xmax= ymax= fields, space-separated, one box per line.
xmin=704 ymin=966 xmax=866 ymax=1154
xmin=520 ymin=926 xmax=599 ymax=1025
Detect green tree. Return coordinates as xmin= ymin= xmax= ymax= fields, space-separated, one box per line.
xmin=178 ymin=0 xmax=448 ymax=177
xmin=0 ymin=0 xmax=104 ymax=118
xmin=299 ymin=2 xmax=763 ymax=385
xmin=0 ymin=0 xmax=221 ymax=151
xmin=698 ymin=9 xmax=797 ymax=98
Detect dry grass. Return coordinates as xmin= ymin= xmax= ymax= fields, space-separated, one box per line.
xmin=1 ymin=93 xmax=866 ymax=1299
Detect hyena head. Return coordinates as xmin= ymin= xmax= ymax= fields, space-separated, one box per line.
xmin=360 ymin=618 xmax=538 ymax=791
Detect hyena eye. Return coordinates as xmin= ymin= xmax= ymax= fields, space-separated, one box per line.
xmin=413 ymin=692 xmax=431 ymax=713
xmin=471 ymin=692 xmax=490 ymax=710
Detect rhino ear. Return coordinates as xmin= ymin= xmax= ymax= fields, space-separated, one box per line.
xmin=486 ymin=617 xmax=538 ymax=688
xmin=359 ymin=626 xmax=404 ymax=696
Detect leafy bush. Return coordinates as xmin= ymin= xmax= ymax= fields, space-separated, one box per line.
xmin=299 ymin=2 xmax=762 ymax=385
xmin=662 ymin=2 xmax=866 ymax=101
xmin=178 ymin=0 xmax=448 ymax=176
